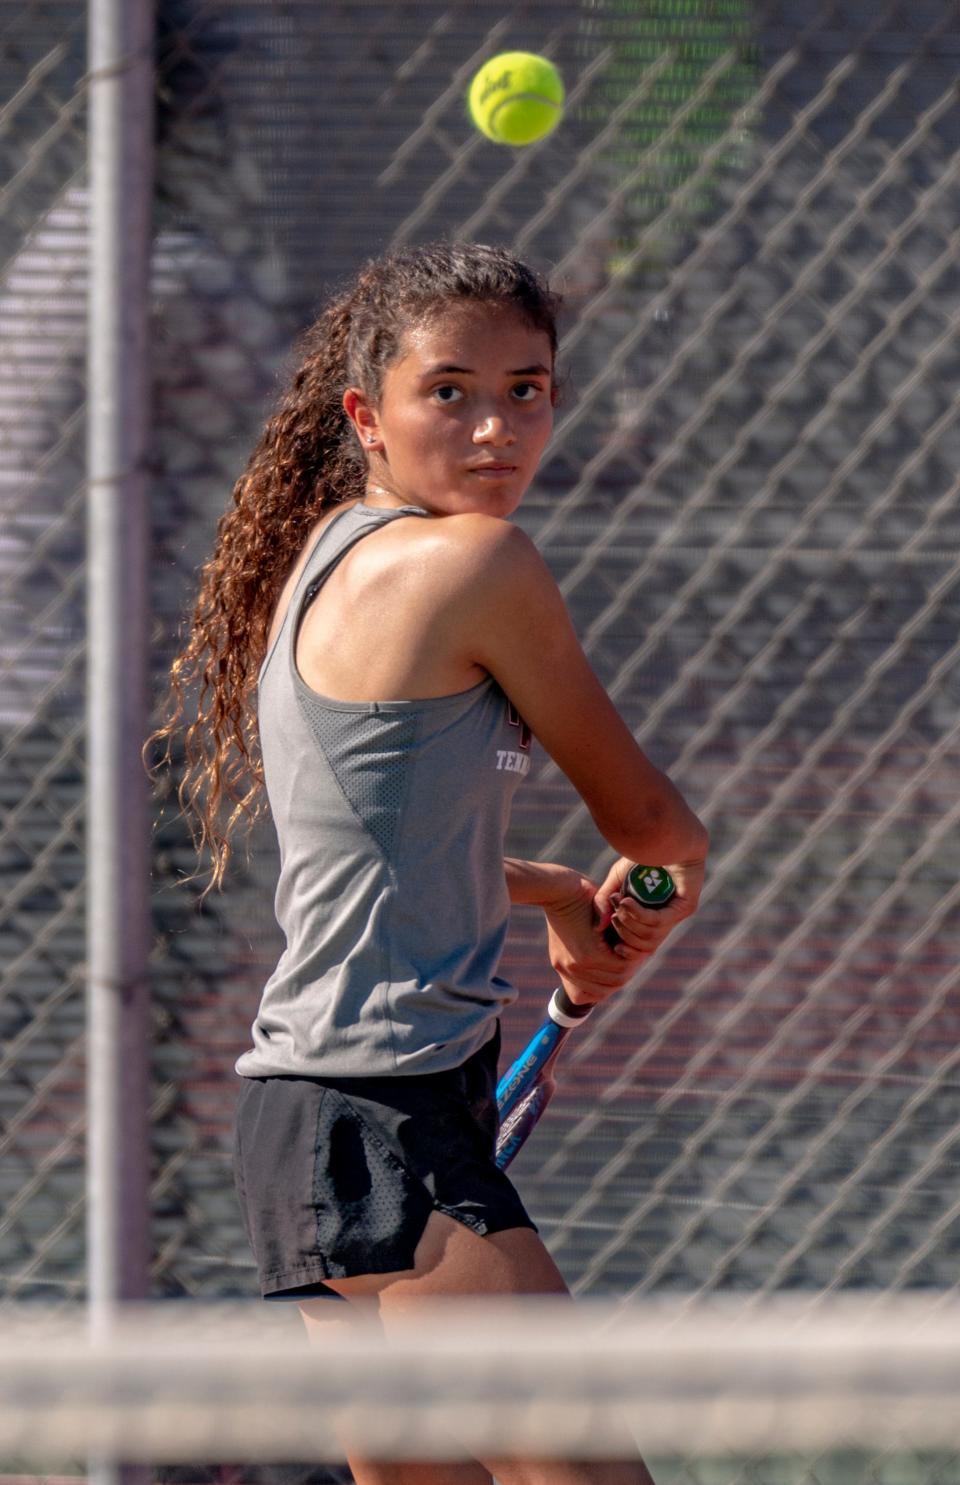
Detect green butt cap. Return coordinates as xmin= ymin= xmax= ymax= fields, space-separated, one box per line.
xmin=624 ymin=864 xmax=675 ymax=908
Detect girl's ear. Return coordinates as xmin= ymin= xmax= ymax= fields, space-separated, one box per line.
xmin=343 ymin=387 xmax=383 ymax=451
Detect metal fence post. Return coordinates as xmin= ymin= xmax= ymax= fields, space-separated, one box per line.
xmin=86 ymin=0 xmax=154 ymax=1359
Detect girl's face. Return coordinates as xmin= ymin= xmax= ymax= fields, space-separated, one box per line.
xmin=344 ymin=302 xmax=556 ymax=519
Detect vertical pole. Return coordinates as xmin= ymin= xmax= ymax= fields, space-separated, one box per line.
xmin=86 ymin=0 xmax=154 ymax=1476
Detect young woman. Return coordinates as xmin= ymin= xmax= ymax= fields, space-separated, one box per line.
xmin=158 ymin=242 xmax=708 ymax=1485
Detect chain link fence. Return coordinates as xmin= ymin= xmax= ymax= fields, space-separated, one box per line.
xmin=3 ymin=0 xmax=960 ymax=1476
xmin=0 ymin=0 xmax=89 ymax=1301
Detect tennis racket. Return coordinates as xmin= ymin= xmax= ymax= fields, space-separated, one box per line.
xmin=495 ymin=865 xmax=675 ymax=1170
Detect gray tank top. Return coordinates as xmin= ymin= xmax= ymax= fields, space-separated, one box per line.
xmin=235 ymin=502 xmax=531 ymax=1078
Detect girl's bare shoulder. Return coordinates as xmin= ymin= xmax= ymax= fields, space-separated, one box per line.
xmin=369 ymin=509 xmax=540 ymax=590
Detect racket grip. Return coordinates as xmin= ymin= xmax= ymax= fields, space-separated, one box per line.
xmin=602 ymin=863 xmax=676 ymax=947
xmin=549 ymin=985 xmax=595 ymax=1025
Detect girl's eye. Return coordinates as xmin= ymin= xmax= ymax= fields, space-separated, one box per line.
xmin=511 ymin=383 xmax=542 ymax=402
xmin=432 ymin=384 xmax=464 ymax=404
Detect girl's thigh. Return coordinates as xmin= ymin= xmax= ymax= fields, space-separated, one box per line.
xmin=300 ymin=1212 xmax=568 ymax=1314
xmin=298 ymin=1218 xmax=649 ymax=1485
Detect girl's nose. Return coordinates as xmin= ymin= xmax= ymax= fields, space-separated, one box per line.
xmin=473 ymin=413 xmax=516 ymax=444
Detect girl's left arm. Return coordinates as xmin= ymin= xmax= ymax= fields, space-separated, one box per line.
xmin=504 ymin=856 xmax=653 ymax=1001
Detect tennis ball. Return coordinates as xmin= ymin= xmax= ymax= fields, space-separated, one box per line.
xmin=468 ymin=52 xmax=564 ymax=146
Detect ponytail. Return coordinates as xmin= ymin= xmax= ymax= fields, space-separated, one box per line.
xmin=150 ymin=292 xmax=364 ymax=891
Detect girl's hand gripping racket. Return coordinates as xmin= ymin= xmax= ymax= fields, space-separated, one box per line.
xmin=495 ymin=865 xmax=675 ymax=1170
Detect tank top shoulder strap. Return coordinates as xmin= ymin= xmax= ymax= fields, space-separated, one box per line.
xmin=259 ymin=501 xmax=429 ymax=686
xmin=297 ymin=501 xmax=428 ymax=615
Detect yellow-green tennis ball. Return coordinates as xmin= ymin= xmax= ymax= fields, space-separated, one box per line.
xmin=468 ymin=52 xmax=564 ymax=146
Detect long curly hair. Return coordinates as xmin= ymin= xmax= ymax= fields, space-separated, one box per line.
xmin=151 ymin=241 xmax=561 ymax=890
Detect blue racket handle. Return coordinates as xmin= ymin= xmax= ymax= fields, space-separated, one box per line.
xmin=495 ymin=1016 xmax=566 ymax=1119
xmin=496 ymin=866 xmax=675 ymax=1139
xmin=495 ymin=990 xmax=592 ymax=1126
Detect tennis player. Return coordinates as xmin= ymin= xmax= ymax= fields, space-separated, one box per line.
xmin=157 ymin=242 xmax=708 ymax=1484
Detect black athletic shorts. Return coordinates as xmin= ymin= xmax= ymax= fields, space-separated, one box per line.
xmin=232 ymin=1022 xmax=537 ymax=1299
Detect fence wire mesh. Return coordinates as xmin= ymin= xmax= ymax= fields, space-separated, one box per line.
xmin=0 ymin=0 xmax=89 ymax=1302
xmin=2 ymin=0 xmax=960 ymax=1479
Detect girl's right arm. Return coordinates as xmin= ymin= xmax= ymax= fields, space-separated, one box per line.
xmin=426 ymin=512 xmax=707 ymax=1005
